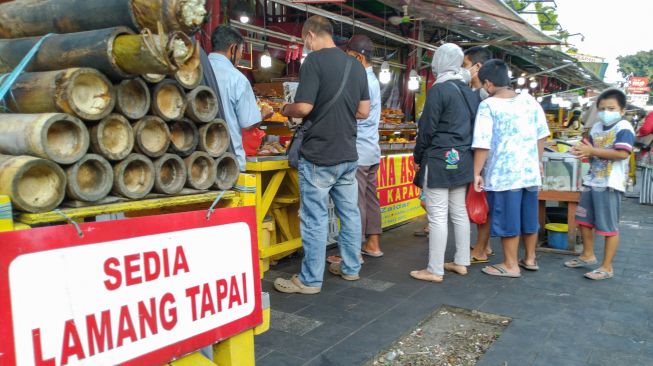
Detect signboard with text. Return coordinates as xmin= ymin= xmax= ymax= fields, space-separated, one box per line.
xmin=628 ymin=77 xmax=650 ymax=94
xmin=378 ymin=154 xmax=425 ymax=228
xmin=0 ymin=207 xmax=261 ymax=366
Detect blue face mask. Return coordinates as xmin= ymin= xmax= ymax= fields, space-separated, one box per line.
xmin=598 ymin=110 xmax=622 ymax=125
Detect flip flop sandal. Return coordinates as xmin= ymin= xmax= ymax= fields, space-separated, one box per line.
xmin=274 ymin=274 xmax=321 ymax=294
xmin=413 ymin=230 xmax=429 ymax=237
xmin=361 ymin=249 xmax=384 ymax=258
xmin=471 ymin=246 xmax=495 ymax=256
xmin=326 ymin=255 xmax=363 ymax=264
xmin=471 ymin=256 xmax=490 ymax=264
xmin=444 ymin=262 xmax=468 ymax=276
xmin=564 ymin=258 xmax=598 ymax=268
xmin=410 ymin=270 xmax=443 ymax=283
xmin=482 ymin=265 xmax=521 ymax=278
xmin=584 ymin=270 xmax=614 ymax=280
xmin=328 ymin=262 xmax=360 ymax=281
xmin=518 ymin=259 xmax=540 ymax=271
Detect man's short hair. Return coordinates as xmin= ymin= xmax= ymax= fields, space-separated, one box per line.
xmin=478 ymin=59 xmax=511 ymax=87
xmin=596 ymin=89 xmax=627 ymax=109
xmin=302 ymin=15 xmax=334 ymax=37
xmin=211 ymin=26 xmax=244 ymax=52
xmin=464 ymin=46 xmax=492 ymax=66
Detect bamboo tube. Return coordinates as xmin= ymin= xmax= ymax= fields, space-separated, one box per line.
xmin=115 ymin=78 xmax=151 ymax=120
xmin=153 ymin=154 xmax=187 ymax=195
xmin=213 ymin=153 xmax=239 ymax=190
xmin=175 ymin=61 xmax=203 ymax=90
xmin=185 ymin=86 xmax=219 ymax=123
xmin=0 ymin=0 xmax=207 ymax=38
xmin=0 ymin=113 xmax=89 ymax=164
xmin=65 ymin=154 xmax=113 ymax=202
xmin=0 ymin=155 xmax=66 ymax=213
xmin=168 ymin=119 xmax=198 ymax=157
xmin=132 ymin=116 xmax=171 ymax=158
xmin=151 ymin=80 xmax=186 ymax=121
xmin=1 ymin=68 xmax=115 ymax=121
xmin=89 ymin=114 xmax=134 ymax=161
xmin=112 ymin=153 xmax=154 ymax=199
xmin=184 ymin=151 xmax=216 ymax=190
xmin=0 ymin=27 xmax=134 ymax=80
xmin=198 ymin=119 xmax=230 ymax=157
xmin=142 ymin=74 xmax=166 ymax=83
xmin=0 ymin=28 xmax=200 ymax=80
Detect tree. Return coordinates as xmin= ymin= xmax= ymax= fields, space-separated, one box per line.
xmin=617 ymin=50 xmax=653 ymax=97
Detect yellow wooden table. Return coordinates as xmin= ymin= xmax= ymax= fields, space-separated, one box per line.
xmin=243 ymin=158 xmax=302 ymax=275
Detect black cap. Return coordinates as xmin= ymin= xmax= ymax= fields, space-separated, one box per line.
xmin=347 ymin=35 xmax=374 ymax=56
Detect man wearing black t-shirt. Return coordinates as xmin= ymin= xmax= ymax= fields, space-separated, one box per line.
xmin=275 ymin=15 xmax=370 ymax=294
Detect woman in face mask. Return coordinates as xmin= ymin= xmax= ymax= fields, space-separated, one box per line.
xmin=411 ymin=43 xmax=482 ymax=283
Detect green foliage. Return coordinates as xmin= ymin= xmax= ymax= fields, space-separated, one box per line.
xmin=507 ymin=0 xmax=528 ymax=12
xmin=534 ymin=2 xmax=559 ymax=31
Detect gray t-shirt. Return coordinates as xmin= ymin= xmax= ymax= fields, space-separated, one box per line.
xmin=294 ymin=48 xmax=370 ymax=166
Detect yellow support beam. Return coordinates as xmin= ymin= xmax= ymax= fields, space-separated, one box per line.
xmin=259 ymin=237 xmax=302 ymax=259
xmin=213 ymin=329 xmax=255 ymax=366
xmin=168 ymin=352 xmax=218 ymax=366
xmin=17 ymin=191 xmax=236 ymax=225
xmin=259 ymin=171 xmax=286 ymax=220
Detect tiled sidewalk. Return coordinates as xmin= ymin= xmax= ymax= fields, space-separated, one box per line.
xmin=256 ymin=198 xmax=653 ymax=366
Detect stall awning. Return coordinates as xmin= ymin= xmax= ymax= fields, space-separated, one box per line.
xmin=378 ymin=0 xmax=560 ymax=45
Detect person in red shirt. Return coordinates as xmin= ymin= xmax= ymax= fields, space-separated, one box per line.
xmin=637 ymin=111 xmax=653 ymax=137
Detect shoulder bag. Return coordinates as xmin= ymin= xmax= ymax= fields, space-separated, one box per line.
xmin=287 ymin=58 xmax=353 ymax=168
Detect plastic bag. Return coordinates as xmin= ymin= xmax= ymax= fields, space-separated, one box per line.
xmin=242 ymin=127 xmax=266 ymax=156
xmin=466 ymin=184 xmax=489 ymax=224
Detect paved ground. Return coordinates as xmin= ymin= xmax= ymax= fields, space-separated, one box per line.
xmin=255 ymin=197 xmax=653 ymax=366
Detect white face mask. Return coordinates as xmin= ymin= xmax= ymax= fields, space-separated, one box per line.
xmin=479 ymin=88 xmax=490 ymax=100
xmin=461 ymin=68 xmax=472 ymax=85
xmin=598 ymin=110 xmax=622 ymax=126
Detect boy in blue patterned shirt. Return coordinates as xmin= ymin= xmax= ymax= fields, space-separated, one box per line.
xmin=472 ymin=60 xmax=550 ymax=278
xmin=564 ymin=89 xmax=635 ymax=280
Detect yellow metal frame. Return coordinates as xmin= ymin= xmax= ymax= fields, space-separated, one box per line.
xmin=244 ymin=159 xmax=303 ymax=276
xmin=0 ymin=190 xmax=264 ymax=366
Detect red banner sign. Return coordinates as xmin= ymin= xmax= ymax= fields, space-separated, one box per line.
xmin=377 ymin=154 xmax=425 ymax=228
xmin=628 ymin=77 xmax=650 ymax=94
xmin=0 ymin=207 xmax=261 ymax=366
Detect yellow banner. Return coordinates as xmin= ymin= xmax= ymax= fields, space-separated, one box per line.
xmin=377 ymin=154 xmax=425 ymax=228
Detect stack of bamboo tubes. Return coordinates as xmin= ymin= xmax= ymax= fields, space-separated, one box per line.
xmin=0 ymin=0 xmax=240 ymax=213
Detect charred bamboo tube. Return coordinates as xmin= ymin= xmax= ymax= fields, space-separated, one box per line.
xmin=0 ymin=27 xmax=135 ymax=80
xmin=90 ymin=114 xmax=134 ymax=161
xmin=151 ymin=80 xmax=186 ymax=121
xmin=0 ymin=155 xmax=66 ymax=213
xmin=0 ymin=28 xmax=200 ymax=80
xmin=198 ymin=119 xmax=230 ymax=157
xmin=1 ymin=68 xmax=115 ymax=121
xmin=0 ymin=0 xmax=207 ymax=38
xmin=185 ymin=86 xmax=219 ymax=123
xmin=184 ymin=151 xmax=216 ymax=190
xmin=132 ymin=116 xmax=171 ymax=158
xmin=0 ymin=113 xmax=89 ymax=164
xmin=112 ymin=153 xmax=154 ymax=199
xmin=153 ymin=153 xmax=187 ymax=195
xmin=213 ymin=153 xmax=239 ymax=191
xmin=175 ymin=61 xmax=203 ymax=90
xmin=168 ymin=119 xmax=198 ymax=157
xmin=115 ymin=78 xmax=151 ymax=120
xmin=65 ymin=154 xmax=113 ymax=202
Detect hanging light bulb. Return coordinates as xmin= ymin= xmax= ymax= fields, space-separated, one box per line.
xmin=379 ymin=61 xmax=391 ymax=84
xmin=517 ymin=77 xmax=526 ymax=86
xmin=408 ymin=70 xmax=420 ymax=91
xmin=508 ymin=70 xmax=514 ymax=78
xmin=529 ymin=80 xmax=538 ymax=89
xmin=536 ymin=96 xmax=543 ymax=102
xmin=260 ymin=48 xmax=272 ymax=69
xmin=239 ymin=15 xmax=250 ymax=23
xmin=515 ymin=88 xmax=522 ymax=94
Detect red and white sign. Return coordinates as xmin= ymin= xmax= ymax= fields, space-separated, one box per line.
xmin=0 ymin=207 xmax=261 ymax=366
xmin=628 ymin=77 xmax=650 ymax=94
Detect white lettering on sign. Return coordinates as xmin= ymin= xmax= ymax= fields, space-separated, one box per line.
xmin=9 ymin=223 xmax=254 ymax=366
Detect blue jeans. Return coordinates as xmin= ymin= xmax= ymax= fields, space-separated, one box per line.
xmin=298 ymin=158 xmax=361 ymax=287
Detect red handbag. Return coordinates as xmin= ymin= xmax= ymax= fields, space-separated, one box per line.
xmin=466 ymin=183 xmax=489 ymax=224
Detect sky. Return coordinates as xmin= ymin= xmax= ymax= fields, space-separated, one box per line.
xmin=553 ymin=0 xmax=653 ymax=83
